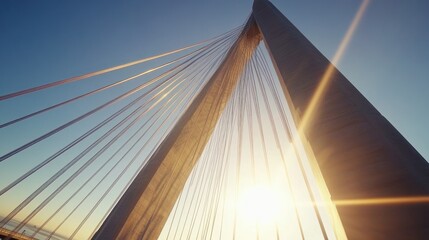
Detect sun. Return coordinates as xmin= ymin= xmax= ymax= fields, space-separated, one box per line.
xmin=237 ymin=184 xmax=283 ymax=224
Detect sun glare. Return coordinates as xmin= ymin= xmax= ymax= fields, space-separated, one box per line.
xmin=237 ymin=184 xmax=283 ymax=224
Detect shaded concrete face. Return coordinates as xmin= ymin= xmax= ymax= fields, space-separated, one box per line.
xmin=252 ymin=0 xmax=429 ymax=239
xmin=92 ymin=18 xmax=261 ymax=240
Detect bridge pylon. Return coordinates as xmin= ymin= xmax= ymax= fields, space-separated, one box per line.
xmin=92 ymin=16 xmax=261 ymax=240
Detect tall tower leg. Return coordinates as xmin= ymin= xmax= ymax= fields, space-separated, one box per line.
xmin=92 ymin=19 xmax=261 ymax=240
xmin=252 ymin=0 xmax=429 ymax=239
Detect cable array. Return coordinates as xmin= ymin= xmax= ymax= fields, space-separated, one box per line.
xmin=0 ymin=26 xmax=245 ymax=239
xmin=157 ymin=45 xmax=335 ymax=240
xmin=0 ymin=25 xmax=336 ymax=239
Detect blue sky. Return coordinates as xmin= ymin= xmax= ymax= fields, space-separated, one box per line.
xmin=1 ymin=0 xmax=428 ymax=159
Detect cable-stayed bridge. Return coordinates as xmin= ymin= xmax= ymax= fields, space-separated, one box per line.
xmin=1 ymin=0 xmax=428 ymax=239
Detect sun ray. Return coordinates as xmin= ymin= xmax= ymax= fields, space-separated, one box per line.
xmin=298 ymin=0 xmax=371 ymax=133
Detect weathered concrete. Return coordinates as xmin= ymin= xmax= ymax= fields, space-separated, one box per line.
xmin=92 ymin=18 xmax=261 ymax=240
xmin=252 ymin=0 xmax=429 ymax=239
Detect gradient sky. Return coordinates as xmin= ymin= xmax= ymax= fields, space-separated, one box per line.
xmin=1 ymin=0 xmax=429 ymax=238
xmin=1 ymin=0 xmax=428 ymax=159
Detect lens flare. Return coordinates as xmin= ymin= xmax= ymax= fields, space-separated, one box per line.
xmin=298 ymin=0 xmax=370 ymax=133
xmin=333 ymin=196 xmax=429 ymax=206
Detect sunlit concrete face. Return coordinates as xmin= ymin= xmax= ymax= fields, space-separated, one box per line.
xmin=252 ymin=0 xmax=429 ymax=239
xmin=92 ymin=18 xmax=261 ymax=240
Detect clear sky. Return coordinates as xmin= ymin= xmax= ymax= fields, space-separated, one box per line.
xmin=1 ymin=0 xmax=428 ymax=239
xmin=1 ymin=0 xmax=428 ymax=159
